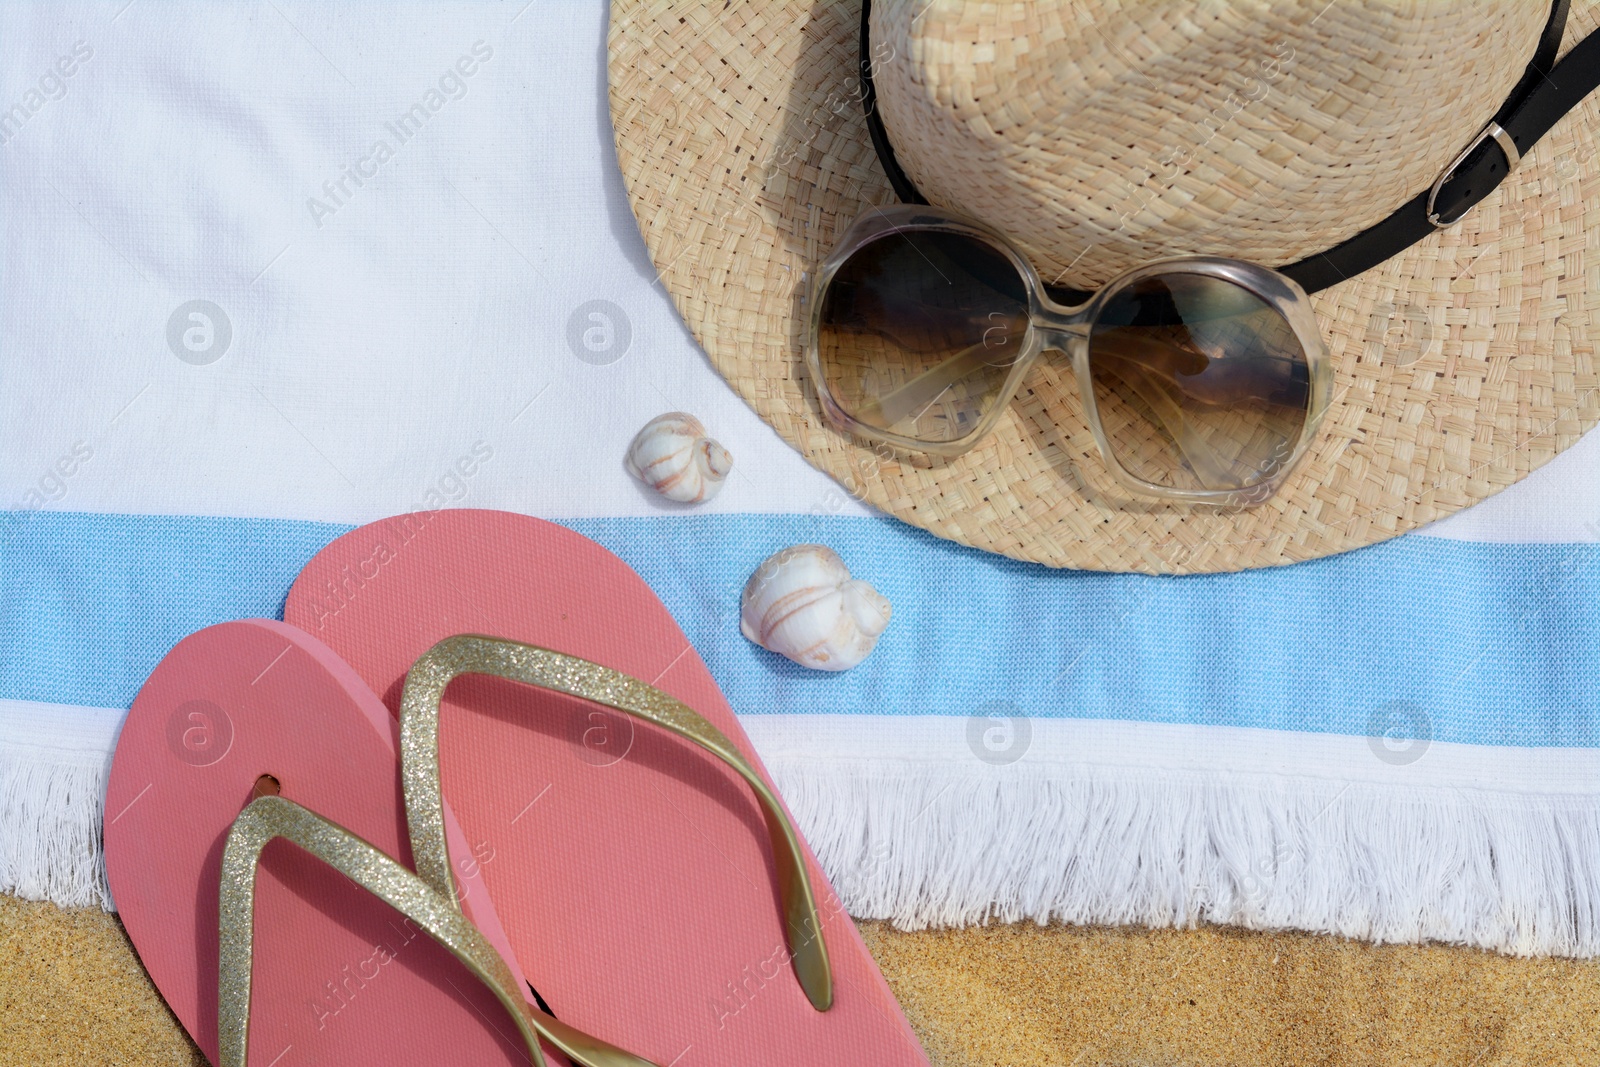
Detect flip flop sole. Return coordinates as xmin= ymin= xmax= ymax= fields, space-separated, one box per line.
xmin=104 ymin=619 xmax=539 ymax=1066
xmin=284 ymin=509 xmax=928 ymax=1065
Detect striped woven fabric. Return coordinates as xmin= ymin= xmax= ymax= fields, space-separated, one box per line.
xmin=1 ymin=0 xmax=1596 ymax=956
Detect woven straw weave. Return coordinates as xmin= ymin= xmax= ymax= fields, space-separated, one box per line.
xmin=874 ymin=0 xmax=1545 ymax=288
xmin=608 ymin=0 xmax=1600 ymax=573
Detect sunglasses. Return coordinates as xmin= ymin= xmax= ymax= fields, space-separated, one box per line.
xmin=805 ymin=205 xmax=1333 ymax=505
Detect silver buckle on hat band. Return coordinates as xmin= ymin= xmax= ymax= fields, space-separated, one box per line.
xmin=1426 ymin=121 xmax=1521 ymax=228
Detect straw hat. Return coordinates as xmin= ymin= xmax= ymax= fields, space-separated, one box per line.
xmin=608 ymin=0 xmax=1600 ymax=573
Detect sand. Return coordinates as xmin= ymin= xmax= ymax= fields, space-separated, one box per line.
xmin=3 ymin=892 xmax=1595 ymax=1066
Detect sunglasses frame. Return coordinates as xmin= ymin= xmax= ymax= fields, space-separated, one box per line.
xmin=805 ymin=204 xmax=1334 ymax=505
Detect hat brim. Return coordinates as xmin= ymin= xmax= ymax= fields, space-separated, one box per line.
xmin=607 ymin=0 xmax=1600 ymax=574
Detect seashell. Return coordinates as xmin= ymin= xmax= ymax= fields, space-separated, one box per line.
xmin=624 ymin=412 xmax=732 ymax=504
xmin=740 ymin=545 xmax=891 ymax=671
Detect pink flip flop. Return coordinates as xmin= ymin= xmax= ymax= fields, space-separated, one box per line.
xmin=283 ymin=509 xmax=928 ymax=1066
xmin=103 ymin=618 xmax=649 ymax=1067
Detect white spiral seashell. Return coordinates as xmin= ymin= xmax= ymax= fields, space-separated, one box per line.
xmin=624 ymin=412 xmax=732 ymax=504
xmin=740 ymin=545 xmax=892 ymax=672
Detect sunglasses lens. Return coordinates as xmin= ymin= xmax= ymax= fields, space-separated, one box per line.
xmin=1088 ymin=272 xmax=1312 ymax=494
xmin=816 ymin=229 xmax=1030 ymax=444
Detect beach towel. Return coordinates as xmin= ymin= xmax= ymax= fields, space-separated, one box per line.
xmin=2 ymin=0 xmax=1596 ymax=956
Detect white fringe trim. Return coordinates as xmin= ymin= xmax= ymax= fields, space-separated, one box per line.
xmin=765 ymin=758 xmax=1600 ymax=958
xmin=0 ymin=701 xmax=121 ymax=910
xmin=1 ymin=701 xmax=1595 ymax=961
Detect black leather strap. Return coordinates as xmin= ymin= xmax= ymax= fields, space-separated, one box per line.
xmin=858 ymin=0 xmax=926 ymax=209
xmin=859 ymin=0 xmax=1599 ymax=297
xmin=1283 ymin=0 xmax=1585 ymax=292
xmin=1495 ymin=0 xmax=1571 ymax=129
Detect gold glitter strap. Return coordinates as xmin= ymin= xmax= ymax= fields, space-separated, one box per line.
xmin=399 ymin=634 xmax=835 ymax=1012
xmin=218 ymin=795 xmax=658 ymax=1067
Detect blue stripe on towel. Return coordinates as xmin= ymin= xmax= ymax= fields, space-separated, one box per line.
xmin=2 ymin=509 xmax=1596 ymax=747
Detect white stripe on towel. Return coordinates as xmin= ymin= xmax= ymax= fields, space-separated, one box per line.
xmin=747 ymin=715 xmax=1600 ymax=956
xmin=12 ymin=698 xmax=1596 ymax=958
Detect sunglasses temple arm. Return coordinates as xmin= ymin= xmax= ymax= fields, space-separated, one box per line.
xmin=855 ymin=339 xmax=1008 ymax=427
xmin=1103 ymin=360 xmax=1238 ymax=488
xmin=854 ymin=333 xmax=1232 ymax=484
